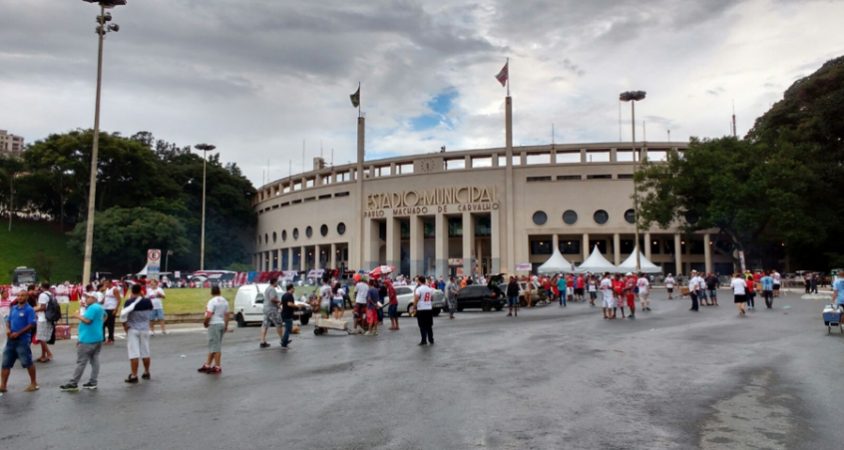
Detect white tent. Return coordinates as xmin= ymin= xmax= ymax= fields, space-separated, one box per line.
xmin=617 ymin=247 xmax=663 ymax=274
xmin=537 ymin=247 xmax=577 ymax=274
xmin=576 ymin=245 xmax=619 ymax=274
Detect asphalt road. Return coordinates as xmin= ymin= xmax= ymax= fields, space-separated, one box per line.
xmin=1 ymin=289 xmax=841 ymax=450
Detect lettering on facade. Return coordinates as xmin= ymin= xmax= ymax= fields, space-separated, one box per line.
xmin=364 ymin=186 xmax=500 ymax=217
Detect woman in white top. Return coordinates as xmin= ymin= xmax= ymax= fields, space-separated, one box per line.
xmin=147 ymin=279 xmax=167 ymax=335
xmin=730 ymin=272 xmax=748 ymax=317
xmin=198 ymin=286 xmax=230 ymax=374
xmin=664 ymin=274 xmax=676 ymax=300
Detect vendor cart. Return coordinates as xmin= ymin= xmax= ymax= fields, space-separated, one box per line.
xmin=822 ymin=304 xmax=843 ymax=335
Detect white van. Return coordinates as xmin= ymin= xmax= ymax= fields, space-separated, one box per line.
xmin=233 ymin=283 xmax=313 ymax=327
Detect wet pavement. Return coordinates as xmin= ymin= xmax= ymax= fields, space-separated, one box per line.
xmin=0 ymin=289 xmax=841 ymax=449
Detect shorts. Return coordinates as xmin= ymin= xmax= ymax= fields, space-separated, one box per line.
xmin=331 ymin=300 xmax=344 ymax=312
xmin=366 ymin=309 xmax=378 ymax=326
xmin=773 ymin=284 xmax=781 ymax=291
xmin=602 ymin=295 xmax=615 ymax=308
xmin=207 ymin=323 xmax=224 ymax=353
xmin=667 ymin=288 xmax=674 ymax=293
xmin=575 ymin=288 xmax=584 ymax=296
xmin=262 ymin=311 xmax=281 ymax=328
xmin=354 ymin=303 xmax=367 ymax=319
xmin=589 ymin=291 xmax=597 ymax=299
xmin=150 ymin=309 xmax=165 ymax=321
xmin=36 ymin=320 xmax=53 ymax=343
xmin=734 ymin=294 xmax=746 ymax=304
xmin=126 ymin=328 xmax=151 ymax=359
xmin=508 ymin=296 xmax=519 ymax=306
xmin=388 ymin=304 xmax=398 ymax=318
xmin=2 ymin=338 xmax=34 ymax=369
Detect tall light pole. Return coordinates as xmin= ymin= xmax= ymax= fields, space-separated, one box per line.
xmin=194 ymin=143 xmax=216 ymax=271
xmin=619 ymin=90 xmax=646 ymax=272
xmin=81 ymin=0 xmax=126 ymax=285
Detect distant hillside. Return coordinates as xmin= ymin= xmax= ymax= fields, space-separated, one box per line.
xmin=0 ymin=221 xmax=80 ymax=283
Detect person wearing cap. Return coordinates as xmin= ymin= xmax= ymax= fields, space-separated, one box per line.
xmin=688 ymin=270 xmax=703 ymax=311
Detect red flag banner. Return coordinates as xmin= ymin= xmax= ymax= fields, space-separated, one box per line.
xmin=495 ymin=60 xmax=509 ymax=87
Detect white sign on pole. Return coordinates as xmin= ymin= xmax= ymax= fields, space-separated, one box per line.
xmin=147 ymin=249 xmax=161 ymax=279
xmin=515 ymin=263 xmax=532 ymax=272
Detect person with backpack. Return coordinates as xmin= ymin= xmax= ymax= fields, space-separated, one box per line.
xmin=35 ymin=283 xmax=57 ymax=363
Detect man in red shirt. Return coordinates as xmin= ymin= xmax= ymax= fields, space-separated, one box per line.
xmin=575 ymin=275 xmax=585 ymax=302
xmin=612 ymin=275 xmax=625 ymax=319
xmin=623 ymin=273 xmax=637 ymax=319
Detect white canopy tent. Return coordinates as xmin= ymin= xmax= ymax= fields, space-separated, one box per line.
xmin=617 ymin=247 xmax=663 ymax=274
xmin=537 ymin=247 xmax=577 ymax=274
xmin=576 ymin=245 xmax=619 ymax=274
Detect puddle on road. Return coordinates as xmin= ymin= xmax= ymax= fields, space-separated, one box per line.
xmin=698 ymin=369 xmax=799 ymax=449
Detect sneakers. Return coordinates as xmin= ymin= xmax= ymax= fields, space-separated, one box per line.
xmin=198 ymin=365 xmax=210 ymax=373
xmin=125 ymin=375 xmax=139 ymax=384
xmin=206 ymin=366 xmax=222 ymax=374
xmin=24 ymin=384 xmax=40 ymax=392
xmin=141 ymin=373 xmax=151 ymax=380
xmin=418 ymin=341 xmax=427 ymax=346
xmin=82 ymin=382 xmax=98 ymax=390
xmin=60 ymin=383 xmax=79 ymax=392
xmin=259 ymin=342 xmax=270 ymax=348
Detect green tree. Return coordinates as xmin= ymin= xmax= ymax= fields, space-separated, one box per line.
xmin=67 ymin=207 xmax=191 ymax=275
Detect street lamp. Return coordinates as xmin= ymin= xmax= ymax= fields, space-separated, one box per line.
xmin=81 ymin=0 xmax=126 ymax=285
xmin=194 ymin=143 xmax=216 ymax=271
xmin=619 ymin=90 xmax=646 ymax=272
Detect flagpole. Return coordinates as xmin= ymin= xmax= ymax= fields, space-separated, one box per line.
xmin=506 ymin=58 xmax=510 ymax=96
xmin=357 ymin=82 xmax=361 ymax=118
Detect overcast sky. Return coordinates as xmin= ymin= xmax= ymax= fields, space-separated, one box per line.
xmin=2 ymin=0 xmax=843 ymax=186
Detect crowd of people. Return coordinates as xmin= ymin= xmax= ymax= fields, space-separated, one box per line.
xmin=2 ymin=266 xmax=839 ymax=395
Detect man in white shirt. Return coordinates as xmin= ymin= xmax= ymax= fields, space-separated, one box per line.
xmin=664 ymin=274 xmax=676 ymax=300
xmin=147 ymin=279 xmax=167 ymax=336
xmin=35 ymin=283 xmax=54 ymax=362
xmin=354 ymin=275 xmax=369 ymax=331
xmin=637 ymin=274 xmax=651 ymax=312
xmin=412 ymin=276 xmax=435 ymax=345
xmin=688 ymin=270 xmax=703 ymax=312
xmin=600 ymin=273 xmax=615 ymax=319
xmin=730 ymin=272 xmax=748 ymax=317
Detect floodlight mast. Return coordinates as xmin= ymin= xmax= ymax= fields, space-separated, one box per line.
xmin=619 ymin=90 xmax=647 ymax=272
xmin=194 ymin=144 xmax=217 ymax=271
xmin=80 ymin=0 xmax=126 ymax=286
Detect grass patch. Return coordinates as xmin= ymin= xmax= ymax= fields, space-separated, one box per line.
xmin=0 ymin=221 xmax=80 ymax=284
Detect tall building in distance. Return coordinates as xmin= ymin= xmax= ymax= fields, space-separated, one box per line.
xmin=0 ymin=129 xmax=25 ymax=156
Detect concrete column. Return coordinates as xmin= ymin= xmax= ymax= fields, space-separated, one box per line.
xmin=300 ymin=246 xmax=306 ymax=272
xmin=409 ymin=215 xmax=423 ymax=276
xmin=552 ymin=234 xmax=559 ymax=254
xmin=491 ymin=210 xmax=501 ymax=273
xmin=314 ymin=245 xmax=321 ymax=271
xmin=257 ymin=253 xmax=262 ymax=272
xmin=613 ymin=233 xmax=621 ymax=265
xmin=580 ymin=148 xmax=587 ymax=163
xmin=462 ymin=212 xmax=475 ymax=277
xmin=276 ymin=249 xmax=283 ymax=270
xmin=704 ymin=233 xmax=712 ymax=274
xmin=386 ymin=217 xmax=400 ymax=270
xmin=674 ymin=233 xmax=683 ymax=275
xmin=610 ymin=148 xmax=618 ymax=163
xmin=644 ymin=232 xmax=652 ymax=260
xmin=434 ymin=214 xmax=448 ymax=278
xmin=330 ymin=243 xmax=337 ymax=269
xmin=550 ymin=149 xmax=557 ymax=164
xmin=363 ymin=219 xmax=379 ymax=270
xmin=582 ymin=233 xmax=590 ymax=260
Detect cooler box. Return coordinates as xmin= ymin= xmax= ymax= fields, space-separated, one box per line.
xmin=822 ymin=306 xmax=841 ymax=325
xmin=54 ymin=324 xmax=71 ymax=340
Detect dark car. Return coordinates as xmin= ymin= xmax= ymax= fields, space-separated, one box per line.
xmin=455 ymin=285 xmax=505 ymax=312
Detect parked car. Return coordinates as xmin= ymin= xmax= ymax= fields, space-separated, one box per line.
xmin=381 ymin=285 xmax=446 ymax=316
xmin=455 ymin=285 xmax=505 ymax=312
xmin=233 ymin=283 xmax=313 ymax=327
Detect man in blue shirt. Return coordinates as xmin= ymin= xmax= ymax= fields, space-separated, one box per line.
xmin=761 ymin=271 xmax=775 ymax=309
xmin=61 ymin=287 xmax=106 ymax=392
xmin=1 ymin=291 xmax=39 ymax=393
xmin=833 ymin=269 xmax=844 ymax=309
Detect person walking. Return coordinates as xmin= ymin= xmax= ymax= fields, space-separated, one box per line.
xmin=279 ymin=284 xmax=299 ymax=350
xmin=198 ymin=286 xmax=230 ymax=374
xmin=705 ymin=273 xmax=719 ymax=306
xmin=259 ymin=277 xmax=283 ymax=348
xmin=365 ymin=279 xmax=381 ymax=336
xmin=623 ymin=273 xmax=637 ymax=319
xmin=0 ymin=291 xmax=39 ymax=393
xmin=413 ymin=276 xmax=435 ymax=345
xmin=122 ymin=284 xmax=153 ymax=384
xmin=34 ymin=283 xmax=54 ymax=363
xmin=832 ymin=269 xmax=844 ymax=310
xmin=745 ymin=274 xmax=756 ymax=310
xmin=688 ymin=270 xmax=703 ymax=312
xmin=587 ymin=275 xmax=598 ymax=307
xmin=664 ymin=274 xmax=676 ymax=300
xmin=760 ymin=271 xmax=775 ymax=309
xmin=772 ymin=270 xmax=782 ymax=297
xmin=386 ymin=279 xmax=400 ymax=329
xmin=147 ymin=279 xmax=167 ymax=336
xmin=506 ymin=276 xmax=520 ymax=317
xmin=637 ymin=273 xmax=651 ymax=312
xmin=331 ymin=283 xmax=346 ymax=320
xmin=445 ymin=276 xmax=458 ymax=319
xmin=102 ymin=279 xmax=121 ymax=345
xmin=60 ymin=292 xmax=106 ymax=391
xmin=353 ymin=274 xmax=369 ymax=332
xmin=556 ymin=275 xmax=567 ymax=307
xmin=0 ymin=287 xmax=10 ymax=350
xmin=731 ymin=272 xmax=748 ymax=317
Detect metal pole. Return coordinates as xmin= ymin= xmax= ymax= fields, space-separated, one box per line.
xmin=632 ymin=100 xmax=641 ymax=272
xmin=8 ymin=172 xmax=13 ymax=232
xmin=200 ymin=149 xmax=207 ymax=271
xmin=82 ymin=3 xmax=106 ymax=285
